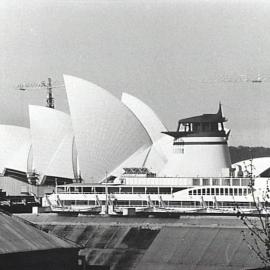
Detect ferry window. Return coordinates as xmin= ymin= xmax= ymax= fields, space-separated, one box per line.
xmin=241 ymin=179 xmax=250 ymax=186
xmin=142 ymin=201 xmax=147 ymax=206
xmin=133 ymin=187 xmax=145 ymax=194
xmin=234 ymin=188 xmax=238 ymax=196
xmin=212 ymin=178 xmax=220 ymax=186
xmin=88 ymin=201 xmax=95 ymax=205
xmin=238 ymin=202 xmax=250 ymax=207
xmin=95 ymin=187 xmax=105 ymax=193
xmin=121 ymin=187 xmax=133 ymax=193
xmin=153 ymin=201 xmax=159 ymax=206
xmin=223 ymin=202 xmax=235 ymax=207
xmin=229 ymin=188 xmax=233 ymax=196
xmin=75 ymin=187 xmax=82 ymax=193
xmin=182 ymin=201 xmax=192 ymax=206
xmin=207 ymin=188 xmax=210 ymax=195
xmin=222 ymin=179 xmax=230 ymax=186
xmin=130 ymin=201 xmax=142 ymax=206
xmin=232 ymin=179 xmax=240 ymax=186
xmin=216 ymin=188 xmax=219 ymax=195
xmin=172 ymin=187 xmax=184 ymax=193
xmin=71 ymin=200 xmax=75 ymax=205
xmin=195 ymin=201 xmax=201 ymax=206
xmin=198 ymin=189 xmax=201 ymax=195
xmin=57 ymin=187 xmax=65 ymax=193
xmin=170 ymin=201 xmax=181 ymax=207
xmin=243 ymin=189 xmax=247 ymax=196
xmin=162 ymin=201 xmax=169 ymax=206
xmin=77 ymin=200 xmax=88 ymax=205
xmin=117 ymin=200 xmax=129 ymax=206
xmin=220 ymin=188 xmax=224 ymax=195
xmin=239 ymin=189 xmax=243 ymax=196
xmin=70 ymin=187 xmax=75 ymax=193
xmin=189 ymin=190 xmax=192 ymax=195
xmin=159 ymin=187 xmax=171 ymax=194
xmin=248 ymin=188 xmax=252 ymax=194
xmin=193 ymin=178 xmax=200 ymax=186
xmin=146 ymin=187 xmax=158 ymax=194
xmin=208 ymin=201 xmax=213 ymax=207
xmin=202 ymin=189 xmax=206 ymax=195
xmin=63 ymin=200 xmax=71 ymax=205
xmin=203 ymin=178 xmax=210 ymax=186
xmin=211 ymin=188 xmax=215 ymax=195
xmin=225 ymin=188 xmax=228 ymax=196
xmin=108 ymin=187 xmax=119 ymax=194
xmin=82 ymin=187 xmax=92 ymax=193
xmin=193 ymin=190 xmax=197 ymax=195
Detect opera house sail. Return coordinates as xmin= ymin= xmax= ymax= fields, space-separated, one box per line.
xmin=0 ymin=125 xmax=31 ymax=178
xmin=29 ymin=105 xmax=75 ymax=185
xmin=63 ymin=75 xmax=152 ymax=183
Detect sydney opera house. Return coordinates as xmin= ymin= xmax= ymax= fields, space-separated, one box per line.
xmin=1 ymin=75 xmax=270 ymax=198
xmin=0 ymin=75 xmax=174 ymax=195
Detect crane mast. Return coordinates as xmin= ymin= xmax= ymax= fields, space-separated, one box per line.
xmin=46 ymin=78 xmax=54 ymax=109
xmin=16 ymin=77 xmax=63 ymax=109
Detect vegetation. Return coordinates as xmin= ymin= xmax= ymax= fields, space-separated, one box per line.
xmin=229 ymin=146 xmax=270 ymax=163
xmin=237 ymin=156 xmax=270 ymax=268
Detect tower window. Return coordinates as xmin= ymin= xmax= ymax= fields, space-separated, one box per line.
xmin=173 ymin=138 xmax=184 ymax=154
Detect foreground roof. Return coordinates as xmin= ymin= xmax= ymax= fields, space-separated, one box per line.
xmin=21 ymin=215 xmax=264 ymax=270
xmin=135 ymin=226 xmax=263 ymax=270
xmin=0 ymin=211 xmax=75 ymax=254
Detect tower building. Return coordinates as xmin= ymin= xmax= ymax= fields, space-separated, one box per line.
xmin=160 ymin=104 xmax=232 ymax=177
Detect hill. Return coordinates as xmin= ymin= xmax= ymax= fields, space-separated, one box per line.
xmin=229 ymin=146 xmax=270 ymax=163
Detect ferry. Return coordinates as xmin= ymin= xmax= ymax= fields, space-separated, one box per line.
xmin=44 ymin=105 xmax=270 ymax=215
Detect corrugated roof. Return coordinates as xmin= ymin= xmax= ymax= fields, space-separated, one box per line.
xmin=0 ymin=211 xmax=75 ymax=254
xmin=135 ymin=226 xmax=264 ymax=270
xmin=18 ymin=214 xmax=267 ymax=270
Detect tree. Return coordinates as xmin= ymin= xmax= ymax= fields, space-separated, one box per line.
xmin=238 ymin=155 xmax=270 ymax=268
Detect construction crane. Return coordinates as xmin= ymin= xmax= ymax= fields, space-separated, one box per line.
xmin=16 ymin=77 xmax=64 ymax=109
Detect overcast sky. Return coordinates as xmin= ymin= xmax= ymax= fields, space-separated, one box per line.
xmin=1 ymin=0 xmax=270 ymax=147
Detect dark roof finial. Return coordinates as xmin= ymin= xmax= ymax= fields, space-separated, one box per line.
xmin=218 ymin=102 xmax=222 ymax=116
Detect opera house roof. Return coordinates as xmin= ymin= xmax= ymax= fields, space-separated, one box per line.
xmin=0 ymin=75 xmax=170 ymax=184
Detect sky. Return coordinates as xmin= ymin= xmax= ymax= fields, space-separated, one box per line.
xmin=1 ymin=0 xmax=270 ymax=147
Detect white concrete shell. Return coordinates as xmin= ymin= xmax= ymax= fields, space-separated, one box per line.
xmin=109 ymin=144 xmax=151 ymax=177
xmin=121 ymin=92 xmax=167 ymax=142
xmin=64 ymin=75 xmax=152 ymax=182
xmin=0 ymin=125 xmax=31 ymax=173
xmin=233 ymin=157 xmax=270 ymax=177
xmin=121 ymin=93 xmax=173 ymax=174
xmin=29 ymin=105 xmax=75 ymax=182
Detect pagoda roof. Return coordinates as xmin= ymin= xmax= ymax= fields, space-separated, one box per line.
xmin=179 ymin=104 xmax=226 ymax=123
